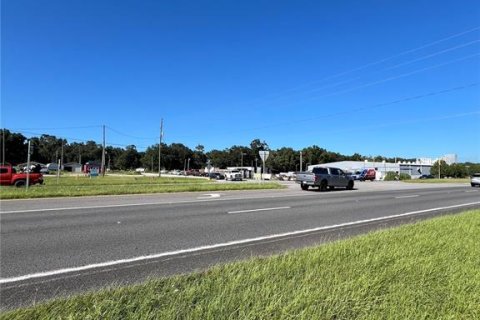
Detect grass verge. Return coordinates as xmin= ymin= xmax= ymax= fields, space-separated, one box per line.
xmin=404 ymin=178 xmax=469 ymax=184
xmin=0 ymin=176 xmax=283 ymax=199
xmin=2 ymin=210 xmax=479 ymax=319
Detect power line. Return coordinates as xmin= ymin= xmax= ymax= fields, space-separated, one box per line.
xmin=316 ymin=111 xmax=480 ymax=135
xmin=106 ymin=126 xmax=157 ymax=141
xmin=293 ymin=52 xmax=480 ymax=105
xmin=288 ymin=39 xmax=480 ymax=101
xmin=236 ymin=26 xmax=480 ymax=107
xmin=9 ymin=125 xmax=101 ymax=131
xmin=174 ymin=82 xmax=478 ymax=138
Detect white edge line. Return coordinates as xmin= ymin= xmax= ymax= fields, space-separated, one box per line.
xmin=395 ymin=195 xmax=420 ymax=199
xmin=228 ymin=206 xmax=291 ymax=214
xmin=1 ymin=201 xmax=479 ymax=284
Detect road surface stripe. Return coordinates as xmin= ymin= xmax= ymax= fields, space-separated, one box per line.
xmin=228 ymin=206 xmax=291 ymax=214
xmin=395 ymin=195 xmax=420 ymax=199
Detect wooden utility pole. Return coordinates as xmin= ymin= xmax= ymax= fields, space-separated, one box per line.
xmin=159 ymin=119 xmax=163 ymax=177
xmin=101 ymin=125 xmax=106 ymax=176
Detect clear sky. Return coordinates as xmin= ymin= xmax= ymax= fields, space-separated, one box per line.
xmin=2 ymin=0 xmax=480 ymax=162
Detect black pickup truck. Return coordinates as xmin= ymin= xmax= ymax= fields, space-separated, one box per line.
xmin=296 ymin=166 xmax=354 ymax=191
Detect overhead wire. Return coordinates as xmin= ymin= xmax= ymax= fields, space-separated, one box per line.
xmin=237 ymin=26 xmax=480 ymax=106
xmin=274 ymin=39 xmax=480 ymax=104
xmin=293 ymin=52 xmax=480 ymax=104
xmin=173 ymin=82 xmax=479 ymax=139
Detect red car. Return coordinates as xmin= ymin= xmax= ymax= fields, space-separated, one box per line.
xmin=359 ymin=168 xmax=376 ymax=181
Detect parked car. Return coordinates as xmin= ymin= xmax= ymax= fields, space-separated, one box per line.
xmin=296 ymin=166 xmax=354 ymax=191
xmin=0 ymin=165 xmax=44 ymax=187
xmin=419 ymin=174 xmax=434 ymax=179
xmin=208 ymin=172 xmax=225 ymax=180
xmin=225 ymin=170 xmax=242 ymax=181
xmin=471 ymin=173 xmax=480 ymax=187
xmin=347 ymin=171 xmax=362 ymax=180
xmin=359 ymin=168 xmax=376 ymax=181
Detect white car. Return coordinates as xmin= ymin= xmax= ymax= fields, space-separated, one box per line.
xmin=225 ymin=170 xmax=242 ymax=181
xmin=471 ymin=173 xmax=480 ymax=187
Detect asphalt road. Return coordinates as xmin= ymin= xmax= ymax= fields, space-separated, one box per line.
xmin=1 ymin=181 xmax=479 ymax=309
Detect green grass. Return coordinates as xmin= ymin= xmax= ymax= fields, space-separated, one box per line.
xmin=3 ymin=210 xmax=479 ymax=319
xmin=0 ymin=175 xmax=283 ymax=199
xmin=404 ymin=178 xmax=469 ymax=184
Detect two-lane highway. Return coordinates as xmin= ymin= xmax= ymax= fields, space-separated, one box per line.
xmin=1 ymin=182 xmax=479 ymax=309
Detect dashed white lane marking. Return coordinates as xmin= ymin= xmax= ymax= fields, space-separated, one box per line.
xmin=1 ymin=201 xmax=479 ymax=285
xmin=197 ymin=193 xmax=221 ymax=199
xmin=395 ymin=195 xmax=420 ymax=199
xmin=228 ymin=206 xmax=291 ymax=214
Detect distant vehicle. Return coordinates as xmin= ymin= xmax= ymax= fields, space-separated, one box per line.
xmin=208 ymin=172 xmax=225 ymax=180
xmin=186 ymin=169 xmax=201 ymax=176
xmin=296 ymin=166 xmax=354 ymax=191
xmin=45 ymin=163 xmax=59 ymax=171
xmin=347 ymin=171 xmax=362 ymax=180
xmin=471 ymin=173 xmax=480 ymax=187
xmin=359 ymin=168 xmax=376 ymax=181
xmin=225 ymin=170 xmax=242 ymax=181
xmin=0 ymin=165 xmax=44 ymax=187
xmin=419 ymin=174 xmax=434 ymax=179
xmin=171 ymin=170 xmax=183 ymax=175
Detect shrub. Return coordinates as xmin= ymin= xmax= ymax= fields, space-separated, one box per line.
xmin=384 ymin=171 xmax=397 ymax=181
xmin=399 ymin=173 xmax=411 ymax=180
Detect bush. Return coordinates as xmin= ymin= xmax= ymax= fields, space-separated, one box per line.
xmin=399 ymin=173 xmax=411 ymax=180
xmin=384 ymin=171 xmax=397 ymax=181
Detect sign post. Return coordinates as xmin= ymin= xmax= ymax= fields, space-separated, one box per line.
xmin=207 ymin=159 xmax=212 ymax=178
xmin=258 ymin=151 xmax=270 ymax=181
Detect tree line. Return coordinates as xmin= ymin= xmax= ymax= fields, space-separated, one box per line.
xmin=1 ymin=129 xmax=478 ymax=176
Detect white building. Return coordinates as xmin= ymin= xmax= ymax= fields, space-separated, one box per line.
xmin=416 ymin=154 xmax=457 ymax=165
xmin=308 ymin=160 xmax=433 ymax=180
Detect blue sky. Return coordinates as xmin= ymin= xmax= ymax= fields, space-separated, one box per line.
xmin=2 ymin=0 xmax=480 ymax=162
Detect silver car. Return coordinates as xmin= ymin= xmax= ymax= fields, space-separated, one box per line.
xmin=471 ymin=173 xmax=480 ymax=187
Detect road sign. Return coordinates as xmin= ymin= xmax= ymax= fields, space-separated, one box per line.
xmin=259 ymin=151 xmax=270 ymax=181
xmin=259 ymin=151 xmax=270 ymax=161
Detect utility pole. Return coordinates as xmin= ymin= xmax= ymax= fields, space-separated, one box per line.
xmin=61 ymin=140 xmax=64 ymax=171
xmin=101 ymin=125 xmax=106 ymax=176
xmin=438 ymin=161 xmax=441 ymax=179
xmin=26 ymin=140 xmax=31 ymax=190
xmin=1 ymin=129 xmax=5 ymax=165
xmin=159 ymin=118 xmax=163 ymax=177
xmin=300 ymin=151 xmax=303 ymax=172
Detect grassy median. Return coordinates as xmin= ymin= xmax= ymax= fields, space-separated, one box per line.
xmin=2 ymin=210 xmax=479 ymax=319
xmin=0 ymin=175 xmax=283 ymax=199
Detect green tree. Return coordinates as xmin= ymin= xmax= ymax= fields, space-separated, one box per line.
xmin=31 ymin=134 xmax=65 ymax=164
xmin=430 ymin=160 xmax=448 ymax=178
xmin=206 ymin=149 xmax=230 ymax=169
xmin=448 ymin=163 xmax=467 ymax=178
xmin=1 ymin=129 xmax=27 ymax=165
xmin=192 ymin=144 xmax=207 ymax=169
xmin=301 ymin=145 xmax=327 ymax=167
xmin=269 ymin=147 xmax=296 ymax=172
xmin=168 ymin=143 xmax=193 ymax=170
xmin=349 ymin=153 xmax=363 ymax=161
xmin=116 ymin=145 xmax=140 ymax=170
